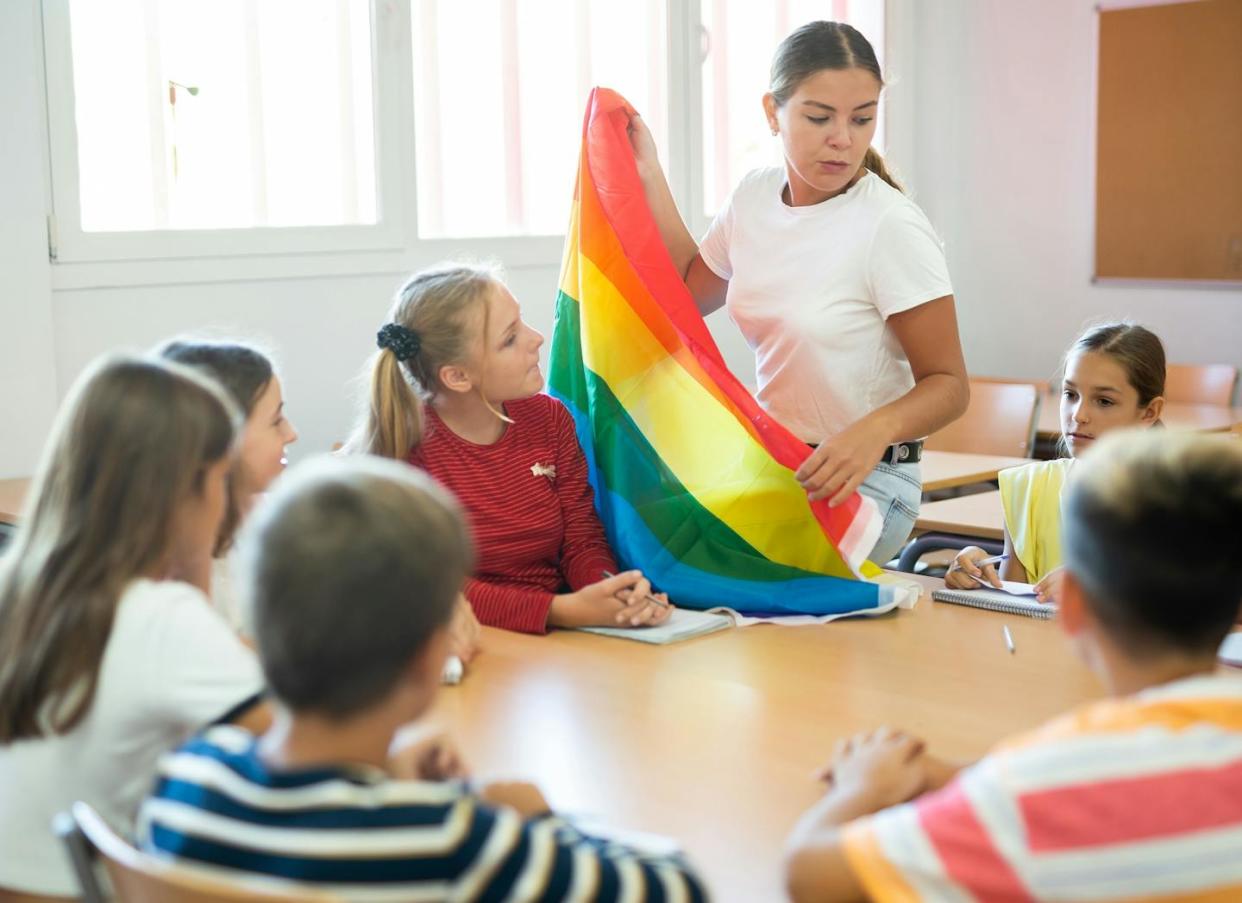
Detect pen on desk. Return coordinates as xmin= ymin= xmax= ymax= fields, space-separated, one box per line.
xmin=1003 ymin=624 xmax=1015 ymax=655
xmin=602 ymin=570 xmax=669 ymax=608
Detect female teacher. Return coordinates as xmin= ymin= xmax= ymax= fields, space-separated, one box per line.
xmin=629 ymin=20 xmax=969 ymax=564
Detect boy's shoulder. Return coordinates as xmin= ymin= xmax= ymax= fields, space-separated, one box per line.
xmin=993 ymin=673 xmax=1242 ymax=760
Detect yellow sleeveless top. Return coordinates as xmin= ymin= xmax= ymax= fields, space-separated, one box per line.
xmin=998 ymin=458 xmax=1075 ymax=583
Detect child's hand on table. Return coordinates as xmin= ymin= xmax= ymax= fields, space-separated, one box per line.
xmin=550 ymin=571 xmax=673 ymax=628
xmin=388 ymin=727 xmax=469 ymax=782
xmin=1034 ymin=567 xmax=1064 ymax=605
xmin=478 ymin=781 xmax=553 ymax=819
xmin=815 ymin=728 xmax=930 ymax=812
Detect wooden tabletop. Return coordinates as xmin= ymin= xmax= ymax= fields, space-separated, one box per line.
xmin=429 ymin=574 xmax=1099 ymax=901
xmin=1036 ymin=398 xmax=1242 ymax=440
xmin=914 ymin=490 xmax=1005 ymax=541
xmin=0 ymin=478 xmax=30 ymax=525
xmin=920 ymin=450 xmax=1030 ymax=492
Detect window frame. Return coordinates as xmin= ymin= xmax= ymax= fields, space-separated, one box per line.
xmin=39 ymin=0 xmax=898 ymax=289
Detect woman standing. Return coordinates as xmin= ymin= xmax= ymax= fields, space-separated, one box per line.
xmin=630 ymin=21 xmax=968 ymax=563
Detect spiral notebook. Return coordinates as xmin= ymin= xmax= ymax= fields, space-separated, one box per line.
xmin=931 ymin=586 xmax=1056 ymax=620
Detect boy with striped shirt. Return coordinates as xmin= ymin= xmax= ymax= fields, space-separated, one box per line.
xmin=786 ymin=429 xmax=1242 ymax=902
xmin=138 ymin=456 xmax=707 ymax=902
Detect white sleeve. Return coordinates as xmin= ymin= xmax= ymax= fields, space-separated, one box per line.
xmin=866 ymin=202 xmax=954 ymax=319
xmin=138 ymin=584 xmax=264 ymax=729
xmin=697 ymin=191 xmax=735 ymax=280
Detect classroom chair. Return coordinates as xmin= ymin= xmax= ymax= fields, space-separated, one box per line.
xmin=895 ymin=533 xmax=1003 ymax=574
xmin=924 ymin=379 xmax=1041 ymax=458
xmin=1164 ymin=363 xmax=1238 ymax=406
xmin=55 ymin=802 xmax=340 ymax=903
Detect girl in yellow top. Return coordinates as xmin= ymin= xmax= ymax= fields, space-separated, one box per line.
xmin=946 ymin=322 xmax=1166 ymax=599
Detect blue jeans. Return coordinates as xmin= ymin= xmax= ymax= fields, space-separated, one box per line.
xmin=857 ymin=461 xmax=922 ymax=565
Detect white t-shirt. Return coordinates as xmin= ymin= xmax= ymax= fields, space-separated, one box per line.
xmin=0 ymin=579 xmax=263 ymax=895
xmin=699 ymin=167 xmax=954 ymax=443
xmin=210 ymin=550 xmax=249 ymax=637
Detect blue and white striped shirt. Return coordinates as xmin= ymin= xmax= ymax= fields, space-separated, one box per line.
xmin=139 ymin=726 xmax=708 ymax=902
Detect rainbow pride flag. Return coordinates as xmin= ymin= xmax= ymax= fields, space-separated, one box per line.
xmin=548 ymin=88 xmax=910 ymax=618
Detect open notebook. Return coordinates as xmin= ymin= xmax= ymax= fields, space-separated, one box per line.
xmin=577 ymin=608 xmax=734 ymax=645
xmin=931 ymin=583 xmax=1056 ymax=620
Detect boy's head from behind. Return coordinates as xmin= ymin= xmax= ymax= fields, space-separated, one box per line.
xmin=241 ymin=456 xmax=473 ymax=721
xmin=1061 ymin=430 xmax=1242 ymax=663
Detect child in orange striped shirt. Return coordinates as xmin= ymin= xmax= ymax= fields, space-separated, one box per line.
xmin=785 ymin=429 xmax=1242 ymax=902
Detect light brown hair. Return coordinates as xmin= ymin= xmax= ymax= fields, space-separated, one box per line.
xmin=769 ymin=20 xmax=902 ymax=192
xmin=242 ymin=455 xmax=473 ymax=718
xmin=1063 ymin=429 xmax=1242 ymax=654
xmin=0 ymin=356 xmax=239 ymax=742
xmin=1066 ymin=321 xmax=1167 ymax=407
xmin=344 ymin=264 xmax=500 ymax=459
xmin=158 ymin=339 xmax=275 ymax=556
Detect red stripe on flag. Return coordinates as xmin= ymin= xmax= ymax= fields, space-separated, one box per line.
xmin=918 ymin=782 xmax=1035 ymax=901
xmin=1020 ymin=757 xmax=1242 ymax=852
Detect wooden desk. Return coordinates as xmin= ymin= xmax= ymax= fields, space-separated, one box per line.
xmin=914 ymin=490 xmax=1005 ymax=541
xmin=1036 ymin=398 xmax=1242 ymax=440
xmin=430 ymin=574 xmax=1099 ymax=901
xmin=0 ymin=478 xmax=30 ymax=525
xmin=920 ymin=450 xmax=1030 ymax=492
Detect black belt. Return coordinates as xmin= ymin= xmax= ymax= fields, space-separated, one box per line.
xmin=879 ymin=440 xmax=923 ymax=465
xmin=807 ymin=439 xmax=923 ymax=466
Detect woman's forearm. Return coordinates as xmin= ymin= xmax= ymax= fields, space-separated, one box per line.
xmin=637 ymin=162 xmax=698 ymax=279
xmin=867 ymin=372 xmax=970 ymax=445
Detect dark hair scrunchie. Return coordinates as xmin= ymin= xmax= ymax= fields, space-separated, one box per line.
xmin=377 ymin=323 xmax=421 ymax=362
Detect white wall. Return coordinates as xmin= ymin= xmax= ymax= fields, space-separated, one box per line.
xmin=46 ymin=264 xmax=567 ymax=461
xmin=0 ymin=0 xmax=59 ymax=477
xmin=905 ymin=0 xmax=1242 ymax=388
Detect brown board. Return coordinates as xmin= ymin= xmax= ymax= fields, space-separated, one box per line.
xmin=1095 ymin=0 xmax=1242 ymax=281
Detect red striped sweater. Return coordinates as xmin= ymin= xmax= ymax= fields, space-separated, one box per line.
xmin=409 ymin=394 xmax=618 ymax=634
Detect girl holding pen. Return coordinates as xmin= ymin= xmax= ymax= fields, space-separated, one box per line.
xmin=946 ymin=323 xmax=1166 ymax=601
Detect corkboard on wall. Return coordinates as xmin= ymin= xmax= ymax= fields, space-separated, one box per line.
xmin=1095 ymin=0 xmax=1242 ymax=281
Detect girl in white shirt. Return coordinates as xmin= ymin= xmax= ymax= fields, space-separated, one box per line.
xmin=630 ymin=21 xmax=969 ymax=563
xmin=159 ymin=340 xmax=299 ymax=634
xmin=0 ymin=356 xmax=266 ymax=899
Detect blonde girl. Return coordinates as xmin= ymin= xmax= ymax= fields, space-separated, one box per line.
xmin=347 ymin=264 xmax=672 ymax=634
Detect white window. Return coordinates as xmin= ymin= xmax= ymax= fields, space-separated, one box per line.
xmin=43 ymin=0 xmax=404 ymax=264
xmin=411 ymin=0 xmax=669 ymax=239
xmin=700 ymin=0 xmax=887 ymax=218
xmin=40 ymin=0 xmax=890 ymax=274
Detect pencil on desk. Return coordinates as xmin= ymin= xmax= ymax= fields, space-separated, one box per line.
xmin=1003 ymin=624 xmax=1015 ymax=654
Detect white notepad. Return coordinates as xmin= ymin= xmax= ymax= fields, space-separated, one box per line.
xmin=578 ymin=608 xmax=734 ymax=644
xmin=1219 ymin=632 xmax=1242 ymax=667
xmin=931 ymin=586 xmax=1056 ymax=620
xmin=967 ymin=575 xmax=1039 ymax=596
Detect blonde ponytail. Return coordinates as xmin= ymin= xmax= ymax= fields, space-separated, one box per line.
xmin=345 ymin=264 xmax=499 ymax=460
xmin=351 ymin=349 xmax=426 ymax=460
